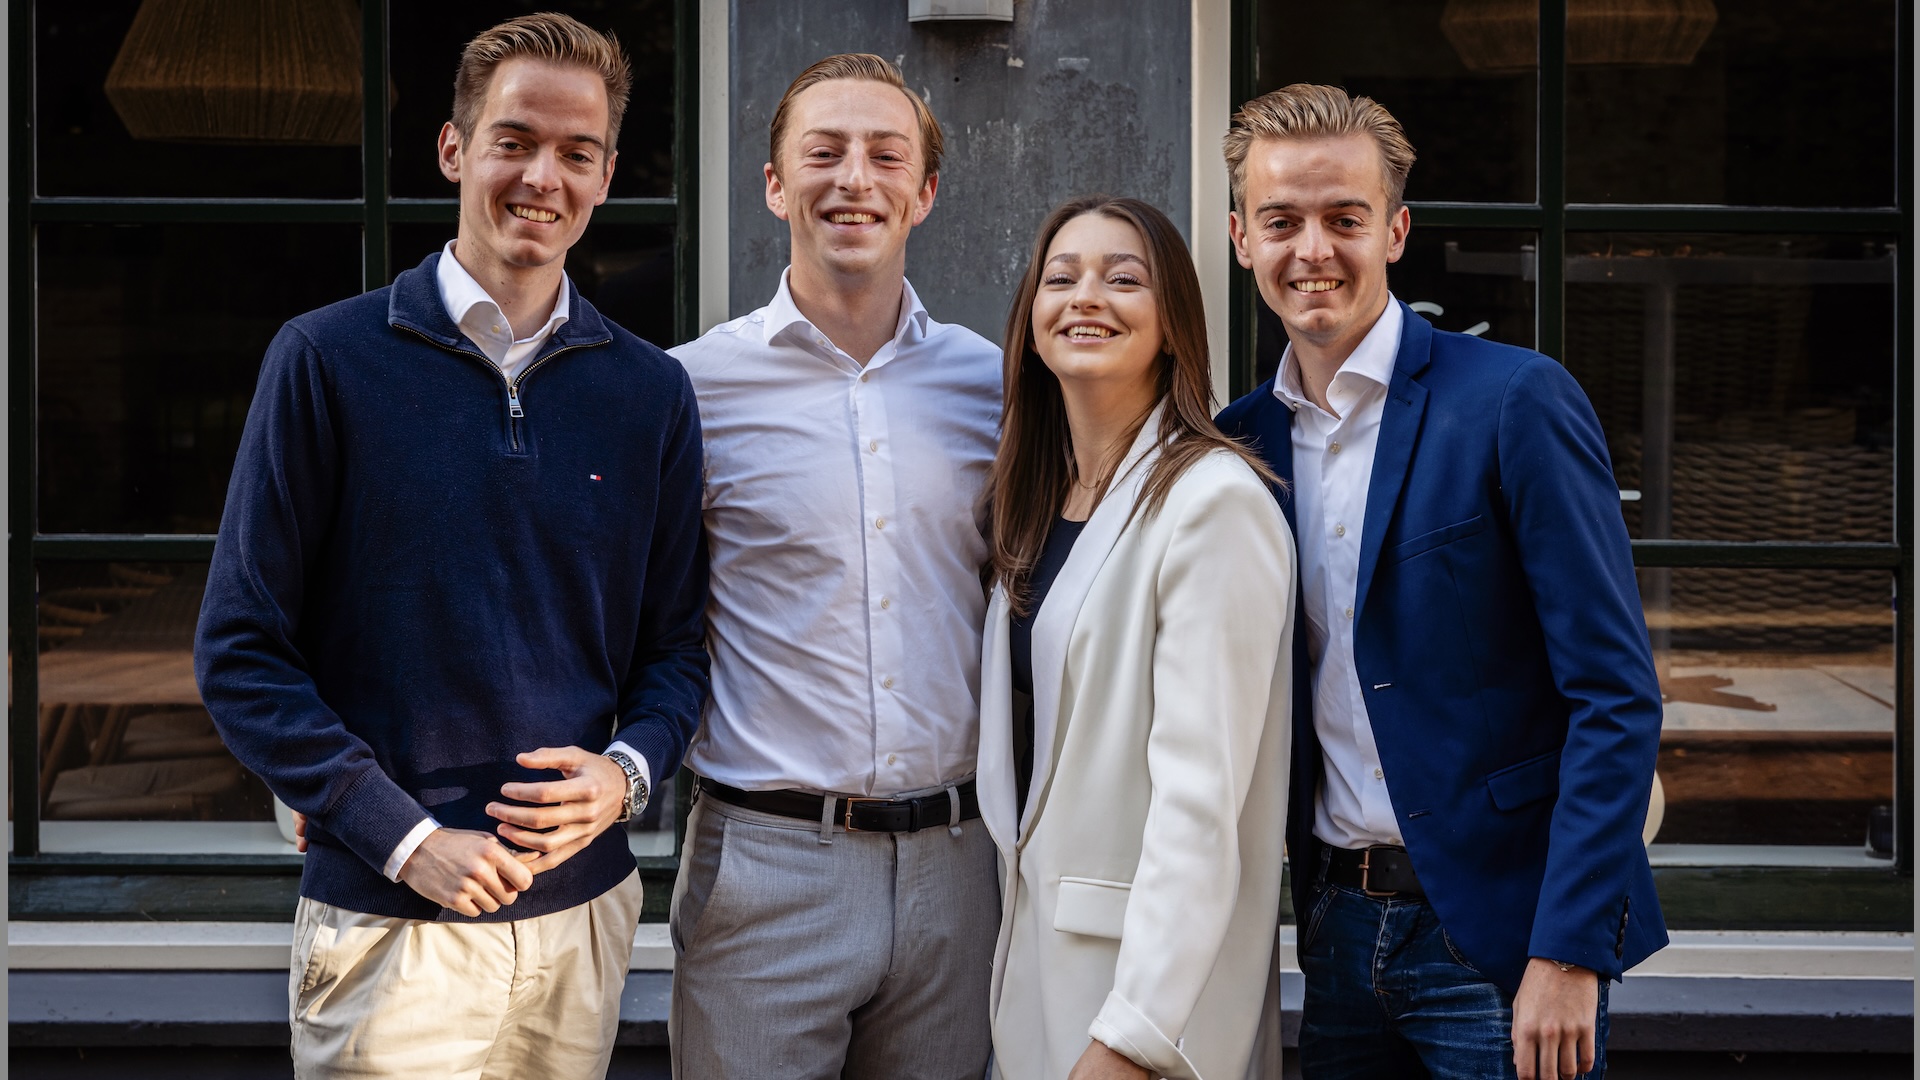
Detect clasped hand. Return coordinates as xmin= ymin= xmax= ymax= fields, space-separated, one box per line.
xmin=294 ymin=746 xmax=630 ymax=918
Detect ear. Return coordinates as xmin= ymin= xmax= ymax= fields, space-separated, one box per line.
xmin=910 ymin=171 xmax=939 ymax=227
xmin=593 ymin=150 xmax=617 ymax=207
xmin=1385 ymin=204 xmax=1411 ymax=265
xmin=764 ymin=161 xmax=790 ymax=221
xmin=437 ymin=122 xmax=463 ymax=184
xmin=1228 ymin=210 xmax=1253 ymax=270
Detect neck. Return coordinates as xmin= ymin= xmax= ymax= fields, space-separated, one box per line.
xmin=1291 ymin=295 xmax=1390 ymax=414
xmin=786 ymin=251 xmax=907 ymax=365
xmin=1058 ymin=374 xmax=1158 ymax=516
xmin=450 ymin=239 xmax=564 ymax=339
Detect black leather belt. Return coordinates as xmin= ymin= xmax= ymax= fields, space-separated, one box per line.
xmin=1325 ymin=844 xmax=1425 ymax=898
xmin=697 ymin=778 xmax=980 ymax=833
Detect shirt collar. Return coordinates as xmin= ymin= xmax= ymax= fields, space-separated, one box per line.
xmin=763 ymin=266 xmax=930 ymax=353
xmin=1272 ymin=295 xmax=1404 ymax=413
xmin=435 ymin=240 xmax=571 ymax=341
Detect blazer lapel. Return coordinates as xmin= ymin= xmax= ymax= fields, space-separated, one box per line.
xmin=1023 ymin=402 xmax=1168 ymax=841
xmin=1252 ymin=394 xmax=1299 ymax=535
xmin=1353 ymin=305 xmax=1434 ymax=623
xmin=977 ymin=586 xmax=1020 ymax=853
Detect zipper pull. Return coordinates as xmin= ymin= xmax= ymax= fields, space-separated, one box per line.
xmin=507 ymin=384 xmax=525 ymax=418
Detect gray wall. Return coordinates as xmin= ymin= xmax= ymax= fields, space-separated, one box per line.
xmin=727 ymin=0 xmax=1191 ymax=340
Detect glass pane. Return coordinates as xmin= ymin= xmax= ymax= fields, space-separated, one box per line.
xmin=1648 ymin=569 xmax=1894 ymax=852
xmin=33 ymin=562 xmax=280 ymax=834
xmin=37 ymin=223 xmax=364 ymax=533
xmin=392 ymin=223 xmax=679 ymax=348
xmin=36 ymin=1 xmax=363 ymax=198
xmin=1567 ymin=0 xmax=1898 ymax=206
xmin=1254 ymin=229 xmax=1536 ymax=386
xmin=389 ymin=0 xmax=678 ymax=199
xmin=1256 ymin=0 xmax=1536 ymax=204
xmin=1562 ymin=233 xmax=1896 ymax=542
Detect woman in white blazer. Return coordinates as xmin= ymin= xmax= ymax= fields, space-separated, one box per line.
xmin=979 ymin=195 xmax=1296 ymax=1080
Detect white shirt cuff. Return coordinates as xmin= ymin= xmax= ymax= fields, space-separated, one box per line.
xmin=605 ymin=740 xmax=654 ymax=814
xmin=382 ymin=816 xmax=441 ymax=882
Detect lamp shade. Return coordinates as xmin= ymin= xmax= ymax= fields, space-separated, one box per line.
xmin=104 ymin=0 xmax=364 ymax=146
xmin=1440 ymin=0 xmax=1719 ymax=74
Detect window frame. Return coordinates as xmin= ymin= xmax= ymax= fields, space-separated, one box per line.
xmin=8 ymin=0 xmax=702 ymax=910
xmin=1228 ymin=0 xmax=1913 ymax=926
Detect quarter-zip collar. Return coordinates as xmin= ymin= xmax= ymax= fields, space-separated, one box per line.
xmin=388 ymin=251 xmax=612 ymax=362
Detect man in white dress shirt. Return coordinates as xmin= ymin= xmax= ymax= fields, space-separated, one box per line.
xmin=667 ymin=53 xmax=1003 ymax=1078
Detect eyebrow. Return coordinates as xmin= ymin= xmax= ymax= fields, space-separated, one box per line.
xmin=1255 ymin=198 xmax=1374 ymax=214
xmin=799 ymin=127 xmax=914 ymax=144
xmin=1044 ymin=251 xmax=1150 ymax=269
xmin=490 ymin=119 xmax=607 ymax=151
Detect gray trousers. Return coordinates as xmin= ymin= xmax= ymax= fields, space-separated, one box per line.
xmin=668 ymin=787 xmax=999 ymax=1079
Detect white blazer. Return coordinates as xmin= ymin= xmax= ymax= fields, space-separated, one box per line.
xmin=980 ymin=406 xmax=1296 ymax=1080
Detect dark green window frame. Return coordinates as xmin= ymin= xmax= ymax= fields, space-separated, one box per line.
xmin=1228 ymin=1 xmax=1913 ymax=928
xmin=8 ymin=0 xmax=701 ymax=919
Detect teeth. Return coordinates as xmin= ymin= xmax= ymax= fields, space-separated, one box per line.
xmin=1292 ymin=280 xmax=1342 ymax=293
xmin=1067 ymin=326 xmax=1115 ymax=339
xmin=511 ymin=206 xmax=557 ymax=223
xmin=828 ymin=212 xmax=878 ymax=224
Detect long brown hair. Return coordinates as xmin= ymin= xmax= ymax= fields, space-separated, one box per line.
xmin=987 ymin=194 xmax=1278 ymax=617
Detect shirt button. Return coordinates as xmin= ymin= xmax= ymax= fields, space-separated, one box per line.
xmin=1374 ymin=767 xmax=1384 ymax=779
xmin=1330 ymin=442 xmax=1341 ymax=454
xmin=875 ymin=517 xmax=887 ymax=530
xmin=883 ymin=677 xmax=895 ymax=689
xmin=491 ymin=324 xmax=501 ymax=334
xmin=860 ymin=372 xmax=871 ymax=382
xmin=887 ymin=753 xmax=897 ymax=765
xmin=880 ymin=597 xmax=891 ymax=610
xmin=1335 ymin=523 xmax=1347 ymax=537
xmin=869 ymin=440 xmax=879 ymax=453
xmin=1345 ymin=606 xmax=1355 ymax=619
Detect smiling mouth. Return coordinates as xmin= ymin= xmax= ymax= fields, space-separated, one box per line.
xmin=1291 ymin=280 xmax=1343 ymax=293
xmin=510 ymin=205 xmax=558 ymax=223
xmin=1065 ymin=325 xmax=1116 ymax=339
xmin=827 ymin=212 xmax=879 ymax=224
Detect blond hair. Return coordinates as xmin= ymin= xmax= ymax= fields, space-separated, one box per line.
xmin=768 ymin=53 xmax=945 ymax=180
xmin=1222 ymin=84 xmax=1416 ymax=211
xmin=452 ymin=13 xmax=633 ymax=154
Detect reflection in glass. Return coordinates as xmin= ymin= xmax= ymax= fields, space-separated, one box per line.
xmin=393 ymin=223 xmax=678 ymax=349
xmin=1559 ymin=234 xmax=1896 ymax=544
xmin=1649 ymin=569 xmax=1893 ymax=849
xmin=1256 ymin=0 xmax=1536 ymax=203
xmin=37 ymin=223 xmax=363 ymax=534
xmin=1566 ymin=0 xmax=1898 ymax=206
xmin=1254 ymin=229 xmax=1536 ymax=386
xmin=36 ymin=1 xmax=362 ymax=198
xmin=389 ymin=0 xmax=677 ymax=199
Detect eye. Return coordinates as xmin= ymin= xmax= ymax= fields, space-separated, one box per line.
xmin=1042 ymin=273 xmax=1073 ymax=286
xmin=1109 ymin=273 xmax=1143 ymax=286
xmin=1266 ymin=218 xmax=1296 ymax=232
xmin=1334 ymin=215 xmax=1364 ymax=229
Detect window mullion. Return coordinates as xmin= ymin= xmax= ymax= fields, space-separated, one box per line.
xmin=10 ymin=0 xmax=41 ymax=857
xmin=362 ymin=0 xmax=390 ymax=291
xmin=1536 ymin=0 xmax=1567 ymax=362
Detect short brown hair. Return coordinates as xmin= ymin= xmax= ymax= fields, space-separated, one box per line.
xmin=1222 ymin=83 xmax=1417 ymax=212
xmin=452 ymin=13 xmax=633 ymax=155
xmin=767 ymin=53 xmax=944 ymax=181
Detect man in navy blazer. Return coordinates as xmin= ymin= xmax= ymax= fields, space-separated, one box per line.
xmin=1214 ymin=85 xmax=1667 ymax=1080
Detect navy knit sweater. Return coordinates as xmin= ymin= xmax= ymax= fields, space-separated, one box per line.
xmin=195 ymin=253 xmax=709 ymax=921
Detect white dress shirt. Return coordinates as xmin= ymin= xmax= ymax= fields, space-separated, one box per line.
xmin=380 ymin=244 xmax=645 ymax=882
xmin=671 ymin=270 xmax=1002 ymax=796
xmin=1272 ymin=297 xmax=1406 ymax=849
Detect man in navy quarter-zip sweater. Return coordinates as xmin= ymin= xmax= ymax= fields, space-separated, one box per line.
xmin=193 ymin=15 xmax=706 ymax=1079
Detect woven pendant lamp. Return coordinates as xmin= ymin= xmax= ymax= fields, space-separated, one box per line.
xmin=1440 ymin=0 xmax=1719 ymax=74
xmin=103 ymin=0 xmax=364 ymax=145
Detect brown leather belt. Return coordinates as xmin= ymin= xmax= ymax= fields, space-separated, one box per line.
xmin=696 ymin=778 xmax=980 ymax=833
xmin=1324 ymin=844 xmax=1425 ymax=898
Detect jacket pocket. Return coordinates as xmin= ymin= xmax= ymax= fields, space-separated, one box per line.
xmin=1384 ymin=515 xmax=1486 ymax=565
xmin=1053 ymin=876 xmax=1132 ymax=939
xmin=1485 ymin=748 xmax=1562 ymax=811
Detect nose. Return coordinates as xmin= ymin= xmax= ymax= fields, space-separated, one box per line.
xmin=522 ymin=150 xmax=561 ymax=192
xmin=837 ymin=151 xmax=873 ymax=193
xmin=1066 ymin=271 xmax=1104 ymax=310
xmin=1294 ymin=219 xmax=1334 ymax=263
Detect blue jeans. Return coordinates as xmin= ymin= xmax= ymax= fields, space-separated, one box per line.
xmin=1297 ymin=883 xmax=1609 ymax=1080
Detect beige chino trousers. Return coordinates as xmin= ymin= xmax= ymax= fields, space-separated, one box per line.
xmin=290 ymin=871 xmax=644 ymax=1080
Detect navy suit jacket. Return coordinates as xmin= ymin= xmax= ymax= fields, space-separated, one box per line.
xmin=1217 ymin=302 xmax=1669 ymax=994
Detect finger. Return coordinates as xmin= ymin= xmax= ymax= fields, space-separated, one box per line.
xmin=521 ymin=839 xmax=589 ymax=875
xmin=1513 ymin=1031 xmax=1536 ymax=1080
xmin=1579 ymin=1021 xmax=1596 ymax=1075
xmin=496 ymin=821 xmax=591 ymax=852
xmin=470 ymin=886 xmax=501 ymax=914
xmin=515 ymin=746 xmax=586 ymax=773
xmin=447 ymin=893 xmax=482 ymax=918
xmin=492 ymin=848 xmax=535 ymax=891
xmin=498 ymin=777 xmax=598 ymax=806
xmin=1558 ymin=1031 xmax=1579 ymax=1080
xmin=487 ymin=799 xmax=598 ymax=829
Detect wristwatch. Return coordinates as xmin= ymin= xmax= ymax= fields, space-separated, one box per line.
xmin=604 ymin=749 xmax=650 ymax=824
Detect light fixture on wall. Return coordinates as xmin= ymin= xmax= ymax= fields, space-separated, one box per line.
xmin=1439 ymin=0 xmax=1719 ymax=74
xmin=908 ymin=0 xmax=1014 ymax=22
xmin=103 ymin=0 xmax=366 ymax=145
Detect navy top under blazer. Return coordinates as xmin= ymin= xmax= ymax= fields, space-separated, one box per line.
xmin=1216 ymin=301 xmax=1669 ymax=994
